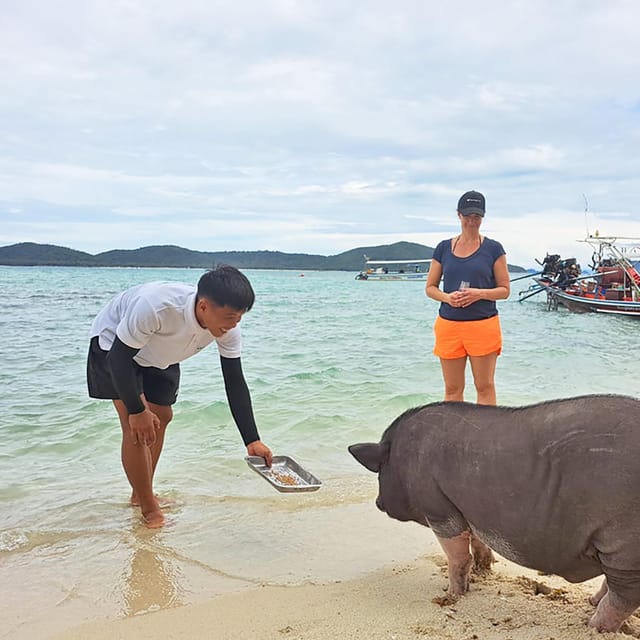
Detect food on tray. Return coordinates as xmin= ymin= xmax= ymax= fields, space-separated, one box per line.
xmin=267 ymin=468 xmax=301 ymax=486
xmin=245 ymin=455 xmax=322 ymax=493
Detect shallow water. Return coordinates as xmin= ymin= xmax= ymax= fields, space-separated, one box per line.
xmin=1 ymin=266 xmax=639 ymax=638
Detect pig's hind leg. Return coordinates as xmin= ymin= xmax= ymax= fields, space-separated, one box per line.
xmin=589 ymin=577 xmax=608 ymax=607
xmin=437 ymin=531 xmax=474 ymax=597
xmin=589 ymin=568 xmax=640 ymax=633
xmin=470 ymin=534 xmax=495 ymax=575
xmin=589 ymin=589 xmax=639 ymax=633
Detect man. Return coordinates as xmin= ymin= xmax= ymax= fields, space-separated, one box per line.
xmin=87 ymin=265 xmax=272 ymax=528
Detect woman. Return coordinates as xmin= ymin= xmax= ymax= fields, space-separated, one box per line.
xmin=426 ymin=191 xmax=510 ymax=405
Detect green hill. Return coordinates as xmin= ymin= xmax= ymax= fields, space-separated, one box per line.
xmin=93 ymin=246 xmax=331 ymax=269
xmin=0 ymin=241 xmax=525 ymax=272
xmin=0 ymin=242 xmax=98 ymax=266
xmin=330 ymin=241 xmax=434 ymax=270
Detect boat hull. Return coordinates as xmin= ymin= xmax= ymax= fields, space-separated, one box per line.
xmin=356 ymin=258 xmax=432 ymax=281
xmin=534 ymin=278 xmax=640 ymax=317
xmin=359 ymin=273 xmax=428 ymax=281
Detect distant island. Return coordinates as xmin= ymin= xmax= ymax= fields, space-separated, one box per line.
xmin=0 ymin=241 xmax=526 ymax=272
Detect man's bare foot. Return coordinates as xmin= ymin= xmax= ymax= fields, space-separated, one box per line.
xmin=142 ymin=509 xmax=165 ymax=529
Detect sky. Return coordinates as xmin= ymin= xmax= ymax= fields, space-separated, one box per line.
xmin=1 ymin=0 xmax=639 ymax=268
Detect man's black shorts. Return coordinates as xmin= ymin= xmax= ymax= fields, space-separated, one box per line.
xmin=86 ymin=336 xmax=180 ymax=406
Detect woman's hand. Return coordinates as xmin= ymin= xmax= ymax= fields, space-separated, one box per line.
xmin=449 ymin=288 xmax=481 ymax=308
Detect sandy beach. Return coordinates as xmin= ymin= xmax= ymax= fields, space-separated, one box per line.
xmin=55 ymin=542 xmax=639 ymax=640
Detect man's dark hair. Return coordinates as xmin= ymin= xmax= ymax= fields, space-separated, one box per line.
xmin=197 ymin=265 xmax=255 ymax=311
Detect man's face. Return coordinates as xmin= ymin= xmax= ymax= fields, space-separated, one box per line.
xmin=197 ymin=299 xmax=245 ymax=336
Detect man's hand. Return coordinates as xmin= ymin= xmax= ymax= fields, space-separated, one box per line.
xmin=247 ymin=440 xmax=273 ymax=467
xmin=129 ymin=409 xmax=161 ymax=447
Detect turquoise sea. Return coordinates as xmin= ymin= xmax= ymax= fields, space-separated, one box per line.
xmin=2 ymin=266 xmax=639 ymax=639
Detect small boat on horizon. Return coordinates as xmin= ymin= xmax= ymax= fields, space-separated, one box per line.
xmin=355 ymin=258 xmax=432 ymax=281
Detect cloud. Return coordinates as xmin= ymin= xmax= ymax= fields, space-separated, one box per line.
xmin=1 ymin=0 xmax=639 ymax=267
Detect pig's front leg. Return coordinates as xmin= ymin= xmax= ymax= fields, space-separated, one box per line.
xmin=437 ymin=531 xmax=473 ymax=596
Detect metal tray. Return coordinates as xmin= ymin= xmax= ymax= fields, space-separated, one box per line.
xmin=245 ymin=455 xmax=322 ymax=493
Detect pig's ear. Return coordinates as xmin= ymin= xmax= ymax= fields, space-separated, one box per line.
xmin=348 ymin=442 xmax=388 ymax=473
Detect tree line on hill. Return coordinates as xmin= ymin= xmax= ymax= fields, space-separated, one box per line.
xmin=0 ymin=241 xmax=525 ymax=272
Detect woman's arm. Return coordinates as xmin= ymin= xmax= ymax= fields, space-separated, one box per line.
xmin=426 ymin=259 xmax=453 ymax=304
xmin=483 ymin=254 xmax=510 ymax=300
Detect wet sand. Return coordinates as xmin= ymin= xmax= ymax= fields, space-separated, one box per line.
xmin=55 ymin=549 xmax=639 ymax=640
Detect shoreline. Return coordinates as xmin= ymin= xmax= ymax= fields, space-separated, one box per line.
xmin=54 ymin=552 xmax=637 ymax=640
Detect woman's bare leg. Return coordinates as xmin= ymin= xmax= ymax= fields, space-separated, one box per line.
xmin=469 ymin=352 xmax=498 ymax=405
xmin=439 ymin=356 xmax=467 ymax=402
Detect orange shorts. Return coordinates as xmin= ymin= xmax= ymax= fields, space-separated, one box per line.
xmin=433 ymin=315 xmax=502 ymax=359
